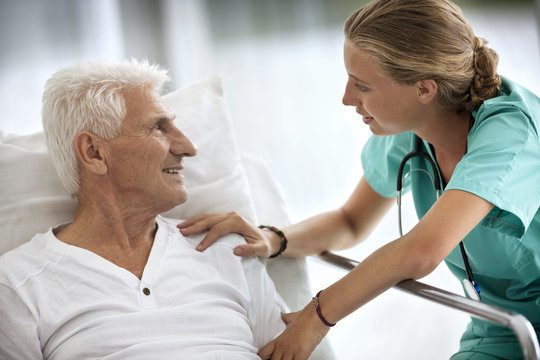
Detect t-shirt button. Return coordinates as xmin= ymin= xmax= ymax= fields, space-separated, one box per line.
xmin=142 ymin=287 xmax=151 ymax=296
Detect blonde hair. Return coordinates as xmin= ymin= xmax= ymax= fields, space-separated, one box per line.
xmin=42 ymin=59 xmax=170 ymax=196
xmin=344 ymin=0 xmax=501 ymax=113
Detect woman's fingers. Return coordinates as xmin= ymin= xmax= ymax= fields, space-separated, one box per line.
xmin=177 ymin=213 xmax=219 ymax=228
xmin=258 ymin=334 xmax=309 ymax=360
xmin=195 ymin=229 xmax=224 ymax=252
xmin=195 ymin=220 xmax=246 ymax=251
xmin=258 ymin=302 xmax=330 ymax=360
xmin=257 ymin=341 xmax=275 ymax=359
xmin=177 ymin=214 xmax=221 ymax=233
xmin=177 ymin=212 xmax=273 ymax=256
xmin=233 ymin=242 xmax=268 ymax=257
xmin=281 ymin=311 xmax=300 ymax=325
xmin=178 ymin=212 xmax=242 ymax=236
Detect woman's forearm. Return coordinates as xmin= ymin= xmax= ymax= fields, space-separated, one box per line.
xmin=317 ymin=189 xmax=495 ymax=324
xmin=316 ymin=235 xmax=426 ymax=324
xmin=280 ymin=208 xmax=359 ymax=257
xmin=281 ymin=177 xmax=396 ymax=258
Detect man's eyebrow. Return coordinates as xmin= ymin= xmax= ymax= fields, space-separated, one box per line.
xmin=142 ymin=114 xmax=176 ymax=129
xmin=151 ymin=114 xmax=176 ymax=123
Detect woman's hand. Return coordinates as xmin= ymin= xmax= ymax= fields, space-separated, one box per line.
xmin=258 ymin=303 xmax=330 ymax=360
xmin=177 ymin=213 xmax=281 ymax=257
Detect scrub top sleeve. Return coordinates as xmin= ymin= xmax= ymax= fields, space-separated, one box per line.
xmin=447 ymin=106 xmax=540 ymax=231
xmin=361 ymin=132 xmax=414 ymax=198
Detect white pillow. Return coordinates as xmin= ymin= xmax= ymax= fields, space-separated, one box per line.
xmin=0 ymin=75 xmax=257 ymax=255
xmin=0 ymin=132 xmax=77 ymax=255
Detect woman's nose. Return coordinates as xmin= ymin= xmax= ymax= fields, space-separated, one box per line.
xmin=342 ymin=82 xmax=358 ymax=107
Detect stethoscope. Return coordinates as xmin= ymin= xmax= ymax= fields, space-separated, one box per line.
xmin=396 ymin=135 xmax=481 ymax=301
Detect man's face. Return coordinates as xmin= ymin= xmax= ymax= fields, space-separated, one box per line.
xmin=103 ymin=86 xmax=197 ymax=213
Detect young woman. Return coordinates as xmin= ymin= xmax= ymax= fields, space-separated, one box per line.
xmin=178 ymin=0 xmax=540 ymax=358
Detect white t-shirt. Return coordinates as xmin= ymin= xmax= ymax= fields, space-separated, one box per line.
xmin=0 ymin=216 xmax=286 ymax=360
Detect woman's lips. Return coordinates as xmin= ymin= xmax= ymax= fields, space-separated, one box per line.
xmin=363 ymin=116 xmax=374 ymax=124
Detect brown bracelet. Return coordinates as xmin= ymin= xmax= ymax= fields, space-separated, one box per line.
xmin=258 ymin=225 xmax=288 ymax=258
xmin=312 ymin=290 xmax=336 ymax=327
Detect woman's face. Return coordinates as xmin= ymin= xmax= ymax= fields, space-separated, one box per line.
xmin=342 ymin=40 xmax=423 ymax=136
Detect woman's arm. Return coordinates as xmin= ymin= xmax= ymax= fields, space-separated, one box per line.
xmin=178 ymin=176 xmax=395 ymax=257
xmin=280 ymin=176 xmax=395 ymax=256
xmin=258 ymin=189 xmax=494 ymax=359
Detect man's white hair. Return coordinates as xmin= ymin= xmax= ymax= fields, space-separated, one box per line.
xmin=42 ymin=59 xmax=170 ymax=196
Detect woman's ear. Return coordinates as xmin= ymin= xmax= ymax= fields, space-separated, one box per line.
xmin=417 ymin=79 xmax=438 ymax=104
xmin=73 ymin=131 xmax=107 ymax=175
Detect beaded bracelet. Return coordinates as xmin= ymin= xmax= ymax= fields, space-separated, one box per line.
xmin=312 ymin=290 xmax=336 ymax=327
xmin=258 ymin=225 xmax=288 ymax=258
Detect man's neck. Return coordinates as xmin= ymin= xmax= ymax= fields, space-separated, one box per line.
xmin=55 ymin=191 xmax=159 ymax=279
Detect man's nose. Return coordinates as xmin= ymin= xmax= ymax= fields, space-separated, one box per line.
xmin=170 ymin=128 xmax=197 ymax=157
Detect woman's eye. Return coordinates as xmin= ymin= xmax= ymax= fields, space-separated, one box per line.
xmin=355 ymin=83 xmax=368 ymax=92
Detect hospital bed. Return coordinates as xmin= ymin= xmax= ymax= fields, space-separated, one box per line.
xmin=1 ymin=75 xmax=538 ymax=359
xmin=316 ymin=252 xmax=540 ymax=359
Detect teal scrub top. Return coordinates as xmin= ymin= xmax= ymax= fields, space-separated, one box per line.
xmin=361 ymin=77 xmax=540 ymax=350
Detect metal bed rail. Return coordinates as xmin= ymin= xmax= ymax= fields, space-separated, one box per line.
xmin=314 ymin=251 xmax=540 ymax=360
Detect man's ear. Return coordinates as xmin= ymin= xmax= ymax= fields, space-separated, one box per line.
xmin=417 ymin=79 xmax=438 ymax=104
xmin=73 ymin=131 xmax=107 ymax=175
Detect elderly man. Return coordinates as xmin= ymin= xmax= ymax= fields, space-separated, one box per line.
xmin=0 ymin=60 xmax=285 ymax=359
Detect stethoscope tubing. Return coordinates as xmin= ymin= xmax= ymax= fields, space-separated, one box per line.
xmin=396 ymin=135 xmax=481 ymax=301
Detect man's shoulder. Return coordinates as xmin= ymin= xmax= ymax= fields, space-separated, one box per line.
xmin=157 ymin=216 xmax=247 ymax=250
xmin=0 ymin=232 xmax=54 ymax=288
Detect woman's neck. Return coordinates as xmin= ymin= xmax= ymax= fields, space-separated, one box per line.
xmin=415 ymin=110 xmax=472 ymax=184
xmin=415 ymin=110 xmax=470 ymax=152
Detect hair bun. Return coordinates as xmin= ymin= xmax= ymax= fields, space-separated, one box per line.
xmin=466 ymin=37 xmax=501 ymax=112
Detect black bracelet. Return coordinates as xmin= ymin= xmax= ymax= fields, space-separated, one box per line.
xmin=312 ymin=290 xmax=336 ymax=327
xmin=258 ymin=225 xmax=288 ymax=258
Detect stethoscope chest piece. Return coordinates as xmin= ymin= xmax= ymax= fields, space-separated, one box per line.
xmin=463 ymin=279 xmax=481 ymax=301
